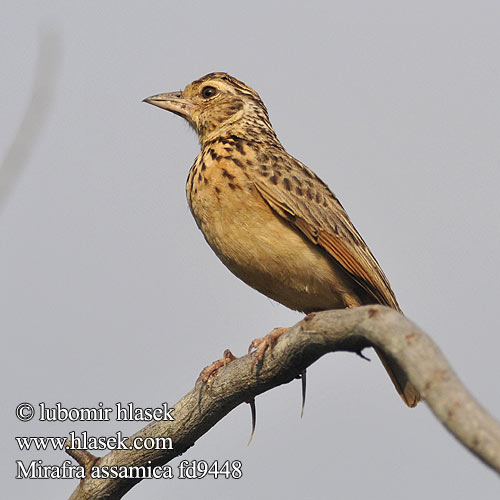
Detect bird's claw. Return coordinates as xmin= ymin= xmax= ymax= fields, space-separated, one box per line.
xmin=248 ymin=327 xmax=287 ymax=368
xmin=197 ymin=349 xmax=238 ymax=384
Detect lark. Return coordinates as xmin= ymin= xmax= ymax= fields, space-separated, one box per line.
xmin=144 ymin=72 xmax=420 ymax=407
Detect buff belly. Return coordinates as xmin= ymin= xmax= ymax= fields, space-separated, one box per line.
xmin=188 ymin=172 xmax=363 ymax=313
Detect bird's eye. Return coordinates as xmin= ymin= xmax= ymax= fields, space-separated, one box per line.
xmin=201 ymin=86 xmax=217 ymax=99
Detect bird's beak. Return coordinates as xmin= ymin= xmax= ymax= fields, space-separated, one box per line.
xmin=143 ymin=91 xmax=194 ymax=120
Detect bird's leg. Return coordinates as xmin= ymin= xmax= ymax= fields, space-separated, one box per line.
xmin=249 ymin=328 xmax=308 ymax=416
xmin=197 ymin=349 xmax=238 ymax=383
xmin=248 ymin=327 xmax=288 ymax=368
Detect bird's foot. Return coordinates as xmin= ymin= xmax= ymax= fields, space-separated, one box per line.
xmin=197 ymin=349 xmax=238 ymax=383
xmin=248 ymin=327 xmax=287 ymax=368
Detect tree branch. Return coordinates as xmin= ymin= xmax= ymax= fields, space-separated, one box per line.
xmin=66 ymin=305 xmax=500 ymax=499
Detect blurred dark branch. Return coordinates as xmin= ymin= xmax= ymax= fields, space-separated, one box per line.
xmin=0 ymin=30 xmax=62 ymax=212
xmin=66 ymin=305 xmax=500 ymax=499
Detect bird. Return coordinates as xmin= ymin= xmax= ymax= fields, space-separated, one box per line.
xmin=144 ymin=72 xmax=420 ymax=408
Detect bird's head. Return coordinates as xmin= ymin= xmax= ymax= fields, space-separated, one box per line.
xmin=144 ymin=72 xmax=278 ymax=146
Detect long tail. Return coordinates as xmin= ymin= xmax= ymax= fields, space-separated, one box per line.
xmin=375 ymin=347 xmax=420 ymax=407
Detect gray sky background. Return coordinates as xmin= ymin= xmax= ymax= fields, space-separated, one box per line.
xmin=2 ymin=1 xmax=500 ymax=499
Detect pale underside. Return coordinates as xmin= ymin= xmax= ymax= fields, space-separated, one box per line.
xmin=189 ymin=160 xmax=365 ymax=313
xmin=186 ymin=139 xmax=394 ymax=314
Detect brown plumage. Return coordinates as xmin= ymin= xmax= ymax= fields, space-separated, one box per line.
xmin=144 ymin=72 xmax=420 ymax=407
